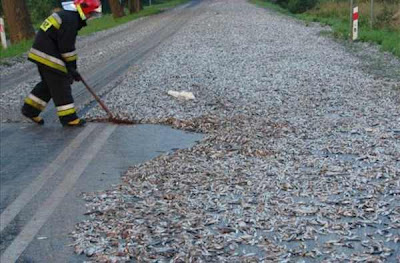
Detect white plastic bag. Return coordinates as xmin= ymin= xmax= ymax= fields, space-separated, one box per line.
xmin=167 ymin=90 xmax=195 ymax=100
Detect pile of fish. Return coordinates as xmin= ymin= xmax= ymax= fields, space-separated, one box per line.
xmin=75 ymin=0 xmax=400 ymax=261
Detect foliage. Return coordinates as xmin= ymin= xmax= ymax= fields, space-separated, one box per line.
xmin=1 ymin=0 xmax=189 ymax=60
xmin=80 ymin=0 xmax=188 ymax=35
xmin=270 ymin=0 xmax=317 ymax=13
xmin=375 ymin=4 xmax=396 ymax=27
xmin=0 ymin=1 xmax=175 ymax=24
xmin=0 ymin=1 xmax=113 ymax=24
xmin=251 ymin=0 xmax=400 ymax=57
xmin=26 ymin=0 xmax=60 ymax=24
xmin=307 ymin=0 xmax=400 ymax=30
xmin=270 ymin=0 xmax=290 ymax=8
xmin=288 ymin=0 xmax=318 ymax=13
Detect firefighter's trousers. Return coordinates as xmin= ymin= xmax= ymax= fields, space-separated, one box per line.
xmin=22 ymin=65 xmax=79 ymax=125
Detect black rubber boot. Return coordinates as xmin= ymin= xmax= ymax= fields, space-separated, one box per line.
xmin=21 ymin=108 xmax=44 ymax=125
xmin=62 ymin=118 xmax=86 ymax=127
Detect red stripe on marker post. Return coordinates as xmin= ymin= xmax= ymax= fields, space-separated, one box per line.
xmin=352 ymin=7 xmax=359 ymax=40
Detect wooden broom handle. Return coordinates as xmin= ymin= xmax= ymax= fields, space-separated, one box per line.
xmin=81 ymin=77 xmax=114 ymax=119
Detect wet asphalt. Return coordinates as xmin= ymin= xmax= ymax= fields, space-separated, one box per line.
xmin=0 ymin=123 xmax=202 ymax=262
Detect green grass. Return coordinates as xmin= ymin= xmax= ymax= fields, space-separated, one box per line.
xmin=359 ymin=29 xmax=400 ymax=56
xmin=250 ymin=0 xmax=292 ymax=14
xmin=250 ymin=0 xmax=400 ymax=57
xmin=0 ymin=0 xmax=189 ymax=60
xmin=0 ymin=40 xmax=33 ymax=61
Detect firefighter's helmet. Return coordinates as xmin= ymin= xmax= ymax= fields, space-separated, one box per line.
xmin=62 ymin=0 xmax=102 ymax=20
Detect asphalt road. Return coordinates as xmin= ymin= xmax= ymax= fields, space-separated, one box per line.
xmin=0 ymin=1 xmax=203 ymax=262
xmin=0 ymin=123 xmax=202 ymax=262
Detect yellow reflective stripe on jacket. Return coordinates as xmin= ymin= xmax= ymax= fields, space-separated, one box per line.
xmin=40 ymin=14 xmax=61 ymax=31
xmin=28 ymin=52 xmax=68 ymax=73
xmin=48 ymin=16 xmax=61 ymax=29
xmin=25 ymin=98 xmax=45 ymax=111
xmin=57 ymin=108 xmax=76 ymax=117
xmin=76 ymin=4 xmax=87 ymax=20
xmin=52 ymin=13 xmax=62 ymax=25
xmin=30 ymin=48 xmax=66 ymax=66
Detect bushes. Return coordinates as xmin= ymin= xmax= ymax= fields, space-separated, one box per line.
xmin=288 ymin=0 xmax=318 ymax=13
xmin=26 ymin=0 xmax=60 ymax=24
xmin=270 ymin=0 xmax=290 ymax=7
xmin=268 ymin=0 xmax=318 ymax=13
xmin=375 ymin=4 xmax=396 ymax=28
xmin=1 ymin=0 xmax=112 ymax=25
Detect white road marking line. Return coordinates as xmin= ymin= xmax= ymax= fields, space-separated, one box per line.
xmin=1 ymin=125 xmax=116 ymax=263
xmin=0 ymin=124 xmax=97 ymax=233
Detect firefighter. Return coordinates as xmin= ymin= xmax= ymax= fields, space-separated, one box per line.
xmin=21 ymin=0 xmax=102 ymax=127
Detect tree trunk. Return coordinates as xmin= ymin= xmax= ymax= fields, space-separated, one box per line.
xmin=1 ymin=0 xmax=34 ymax=44
xmin=128 ymin=0 xmax=134 ymax=13
xmin=128 ymin=0 xmax=142 ymax=13
xmin=136 ymin=0 xmax=143 ymax=12
xmin=108 ymin=0 xmax=125 ymax=18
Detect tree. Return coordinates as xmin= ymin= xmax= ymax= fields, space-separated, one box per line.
xmin=128 ymin=0 xmax=142 ymax=14
xmin=100 ymin=0 xmax=111 ymax=14
xmin=26 ymin=0 xmax=60 ymax=24
xmin=1 ymin=0 xmax=35 ymax=43
xmin=108 ymin=0 xmax=125 ymax=18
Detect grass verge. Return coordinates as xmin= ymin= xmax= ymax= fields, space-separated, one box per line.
xmin=0 ymin=0 xmax=189 ymax=61
xmin=0 ymin=40 xmax=33 ymax=61
xmin=250 ymin=0 xmax=400 ymax=57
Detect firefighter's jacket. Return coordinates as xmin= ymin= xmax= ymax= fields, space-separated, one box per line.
xmin=28 ymin=10 xmax=86 ymax=75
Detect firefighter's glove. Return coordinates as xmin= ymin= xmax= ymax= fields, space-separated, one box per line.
xmin=69 ymin=69 xmax=82 ymax=82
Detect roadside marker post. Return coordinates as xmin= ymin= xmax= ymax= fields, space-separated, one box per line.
xmin=353 ymin=6 xmax=359 ymax=41
xmin=0 ymin=17 xmax=7 ymax=49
